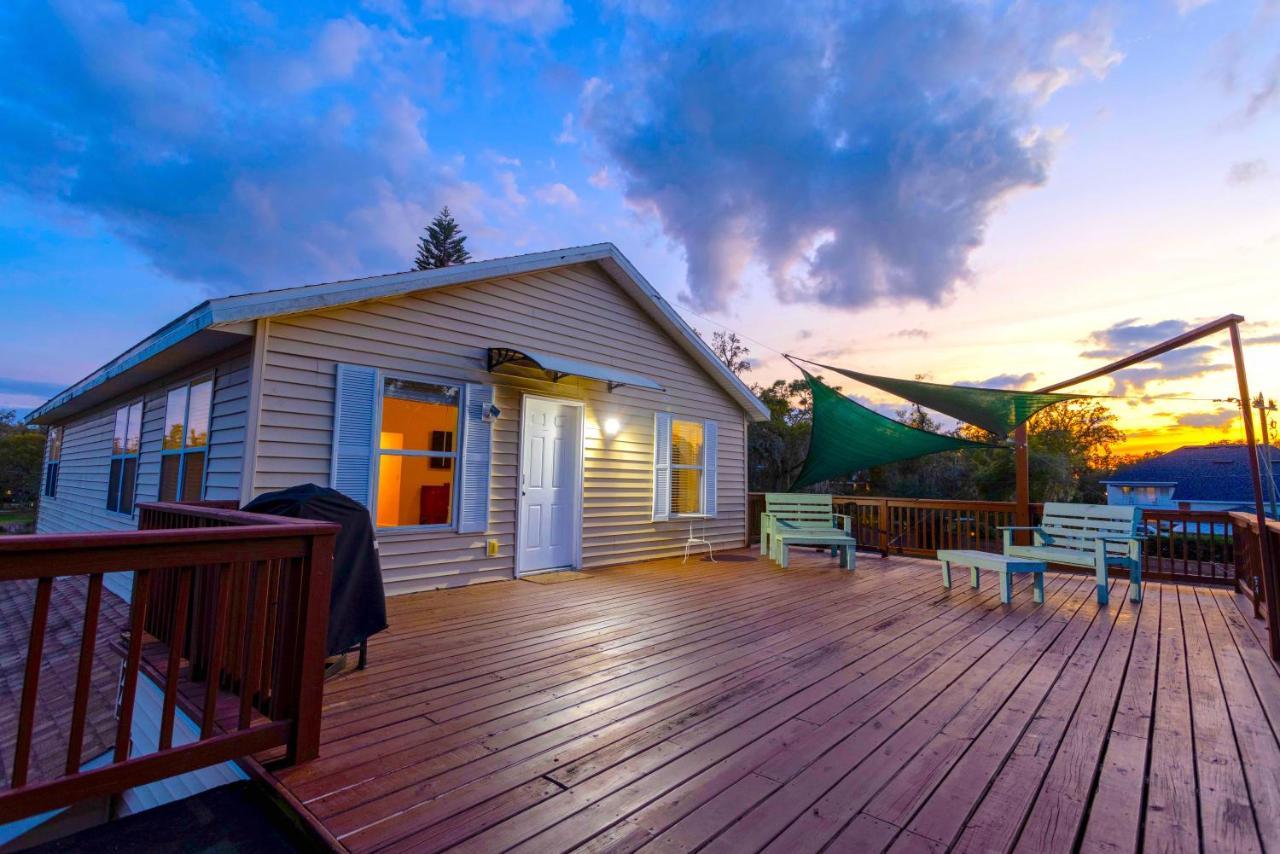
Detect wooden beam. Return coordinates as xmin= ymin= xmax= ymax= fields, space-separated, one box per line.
xmin=1035 ymin=314 xmax=1244 ymax=394
xmin=1014 ymin=314 xmax=1246 ymax=546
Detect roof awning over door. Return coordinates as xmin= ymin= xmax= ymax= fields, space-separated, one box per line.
xmin=486 ymin=346 xmax=665 ymax=392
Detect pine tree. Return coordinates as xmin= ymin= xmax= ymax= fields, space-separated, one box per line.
xmin=414 ymin=207 xmax=472 ymax=269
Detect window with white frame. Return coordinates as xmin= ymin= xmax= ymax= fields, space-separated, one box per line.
xmin=159 ymin=379 xmax=212 ymax=502
xmin=375 ymin=378 xmax=461 ymax=528
xmin=106 ymin=401 xmax=142 ymax=514
xmin=670 ymin=419 xmax=706 ymax=516
xmin=44 ymin=426 xmax=62 ymax=498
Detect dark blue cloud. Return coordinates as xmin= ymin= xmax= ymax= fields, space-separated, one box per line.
xmin=0 ymin=1 xmax=472 ymax=293
xmin=966 ymin=373 xmax=1038 ymax=390
xmin=0 ymin=377 xmax=66 ymax=398
xmin=583 ymin=1 xmax=1120 ymax=312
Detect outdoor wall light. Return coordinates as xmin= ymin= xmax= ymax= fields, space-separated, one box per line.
xmin=603 ymin=417 xmax=621 ymax=436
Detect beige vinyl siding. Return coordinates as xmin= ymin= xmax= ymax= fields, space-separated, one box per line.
xmin=252 ymin=261 xmax=749 ymax=595
xmin=36 ymin=345 xmax=253 ymax=537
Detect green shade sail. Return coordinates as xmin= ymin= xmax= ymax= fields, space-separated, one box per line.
xmin=809 ymin=363 xmax=1086 ymax=437
xmin=791 ymin=369 xmax=999 ymax=489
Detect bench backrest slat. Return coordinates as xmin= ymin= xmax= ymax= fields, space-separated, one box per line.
xmin=1036 ymin=502 xmax=1141 ymax=557
xmin=765 ymin=493 xmax=836 ymax=529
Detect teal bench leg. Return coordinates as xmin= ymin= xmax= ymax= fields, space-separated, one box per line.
xmin=779 ymin=543 xmax=789 ymax=569
xmin=847 ymin=546 xmax=856 ymax=572
xmin=1096 ymin=562 xmax=1109 ymax=606
xmin=970 ymin=566 xmax=979 ymax=590
xmin=1033 ymin=572 xmax=1044 ymax=604
xmin=941 ymin=560 xmax=952 ymax=589
xmin=999 ymin=569 xmax=1012 ymax=604
xmin=1129 ymin=560 xmax=1142 ymax=603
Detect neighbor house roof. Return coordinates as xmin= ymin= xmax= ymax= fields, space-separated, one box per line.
xmin=1104 ymin=444 xmax=1280 ymax=503
xmin=27 ymin=244 xmax=770 ymax=424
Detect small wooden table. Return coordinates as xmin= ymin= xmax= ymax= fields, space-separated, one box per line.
xmin=773 ymin=523 xmax=856 ymax=571
xmin=938 ymin=549 xmax=1045 ymax=605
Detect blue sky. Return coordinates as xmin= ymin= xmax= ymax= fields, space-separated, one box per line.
xmin=1 ymin=0 xmax=1278 ymax=451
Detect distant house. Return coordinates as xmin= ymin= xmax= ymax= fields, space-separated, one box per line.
xmin=27 ymin=244 xmax=770 ymax=594
xmin=1103 ymin=443 xmax=1280 ymax=516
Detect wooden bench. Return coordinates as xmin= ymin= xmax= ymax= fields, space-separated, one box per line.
xmin=938 ymin=548 xmax=1046 ymax=604
xmin=1001 ymin=502 xmax=1143 ymax=605
xmin=760 ymin=493 xmax=857 ymax=571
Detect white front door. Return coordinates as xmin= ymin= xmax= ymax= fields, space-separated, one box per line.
xmin=519 ymin=397 xmax=581 ymax=574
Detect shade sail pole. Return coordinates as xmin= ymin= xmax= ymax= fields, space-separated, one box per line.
xmin=1229 ymin=321 xmax=1280 ymax=658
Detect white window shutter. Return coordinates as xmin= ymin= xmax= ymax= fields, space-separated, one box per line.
xmin=703 ymin=419 xmax=718 ymax=517
xmin=652 ymin=412 xmax=672 ymax=522
xmin=330 ymin=364 xmax=377 ymax=507
xmin=458 ymin=384 xmax=494 ymax=534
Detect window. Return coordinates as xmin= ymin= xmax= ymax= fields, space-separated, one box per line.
xmin=375 ymin=378 xmax=461 ymax=528
xmin=159 ymin=379 xmax=212 ymax=502
xmin=44 ymin=426 xmax=62 ymax=498
xmin=670 ymin=419 xmax=706 ymax=516
xmin=106 ymin=402 xmax=142 ymax=514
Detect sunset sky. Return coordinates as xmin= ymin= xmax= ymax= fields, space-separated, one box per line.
xmin=2 ymin=1 xmax=1277 ymax=455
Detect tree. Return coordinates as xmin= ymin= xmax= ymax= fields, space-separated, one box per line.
xmin=414 ymin=207 xmax=471 ymax=270
xmin=0 ymin=410 xmax=45 ymax=507
xmin=710 ymin=331 xmax=751 ymax=376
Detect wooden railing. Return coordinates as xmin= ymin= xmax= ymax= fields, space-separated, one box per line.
xmin=747 ymin=493 xmax=1240 ymax=585
xmin=0 ymin=502 xmax=337 ymax=824
xmin=1233 ymin=512 xmax=1280 ymax=614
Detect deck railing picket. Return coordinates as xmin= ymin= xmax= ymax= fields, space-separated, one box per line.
xmin=0 ymin=502 xmax=339 ymax=825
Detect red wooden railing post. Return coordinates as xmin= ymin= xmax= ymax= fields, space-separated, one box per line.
xmin=285 ymin=530 xmax=335 ymax=764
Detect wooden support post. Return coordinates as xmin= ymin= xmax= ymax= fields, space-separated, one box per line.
xmin=1230 ymin=322 xmax=1280 ymax=659
xmin=1013 ymin=423 xmax=1030 ymax=546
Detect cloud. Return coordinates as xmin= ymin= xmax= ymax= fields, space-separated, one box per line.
xmin=1228 ymin=158 xmax=1269 ymax=185
xmin=555 ymin=113 xmax=577 ymax=145
xmin=891 ymin=328 xmax=930 ymax=340
xmin=428 ymin=0 xmax=571 ymax=34
xmin=535 ymin=182 xmax=580 ymax=206
xmin=967 ymin=372 xmax=1038 ymax=390
xmin=0 ymin=377 xmax=67 ymax=398
xmin=582 ymin=2 xmax=1121 ymax=312
xmin=1082 ymin=318 xmax=1231 ymax=394
xmin=1211 ymin=4 xmax=1280 ymax=122
xmin=0 ymin=3 xmax=488 ymax=293
xmin=1177 ymin=408 xmax=1237 ymax=429
xmin=588 ymin=167 xmax=613 ymax=189
xmin=1248 ymin=332 xmax=1280 ymax=345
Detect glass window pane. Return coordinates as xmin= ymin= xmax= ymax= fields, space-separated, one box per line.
xmin=181 ymin=451 xmax=205 ymax=501
xmin=159 ymin=455 xmax=181 ymax=501
xmin=671 ymin=420 xmax=704 ymax=467
xmin=126 ymin=401 xmax=143 ymax=454
xmin=112 ymin=406 xmax=129 ymax=456
xmin=186 ymin=381 xmax=212 ymax=448
xmin=120 ymin=457 xmax=137 ymax=513
xmin=107 ymin=458 xmax=123 ymax=512
xmin=48 ymin=427 xmax=62 ymax=461
xmin=380 ymin=380 xmax=459 ymax=453
xmin=376 ymin=454 xmax=453 ymax=527
xmin=163 ymin=388 xmax=187 ymax=451
xmin=671 ymin=469 xmax=703 ymax=515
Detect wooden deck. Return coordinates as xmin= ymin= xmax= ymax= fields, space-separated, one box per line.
xmin=267 ymin=549 xmax=1280 ymax=852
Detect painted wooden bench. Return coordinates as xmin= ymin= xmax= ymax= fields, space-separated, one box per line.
xmin=1000 ymin=502 xmax=1143 ymax=605
xmin=760 ymin=493 xmax=857 ymax=571
xmin=938 ymin=548 xmax=1046 ymax=605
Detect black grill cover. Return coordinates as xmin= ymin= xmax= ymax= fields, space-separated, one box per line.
xmin=242 ymin=484 xmax=388 ymax=657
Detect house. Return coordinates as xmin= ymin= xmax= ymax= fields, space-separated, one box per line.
xmin=27 ymin=244 xmax=770 ymax=595
xmin=1103 ymin=443 xmax=1280 ymax=516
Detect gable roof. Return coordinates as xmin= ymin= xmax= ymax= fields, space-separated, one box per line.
xmin=1104 ymin=444 xmax=1280 ymax=503
xmin=28 ymin=244 xmax=769 ymax=423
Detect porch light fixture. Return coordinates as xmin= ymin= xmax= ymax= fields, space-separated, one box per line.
xmin=603 ymin=417 xmax=621 ymax=437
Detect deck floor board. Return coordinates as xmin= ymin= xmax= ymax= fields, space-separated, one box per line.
xmin=261 ymin=549 xmax=1280 ymax=852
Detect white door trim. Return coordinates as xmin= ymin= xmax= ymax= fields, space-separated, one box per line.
xmin=515 ymin=394 xmax=585 ymax=577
